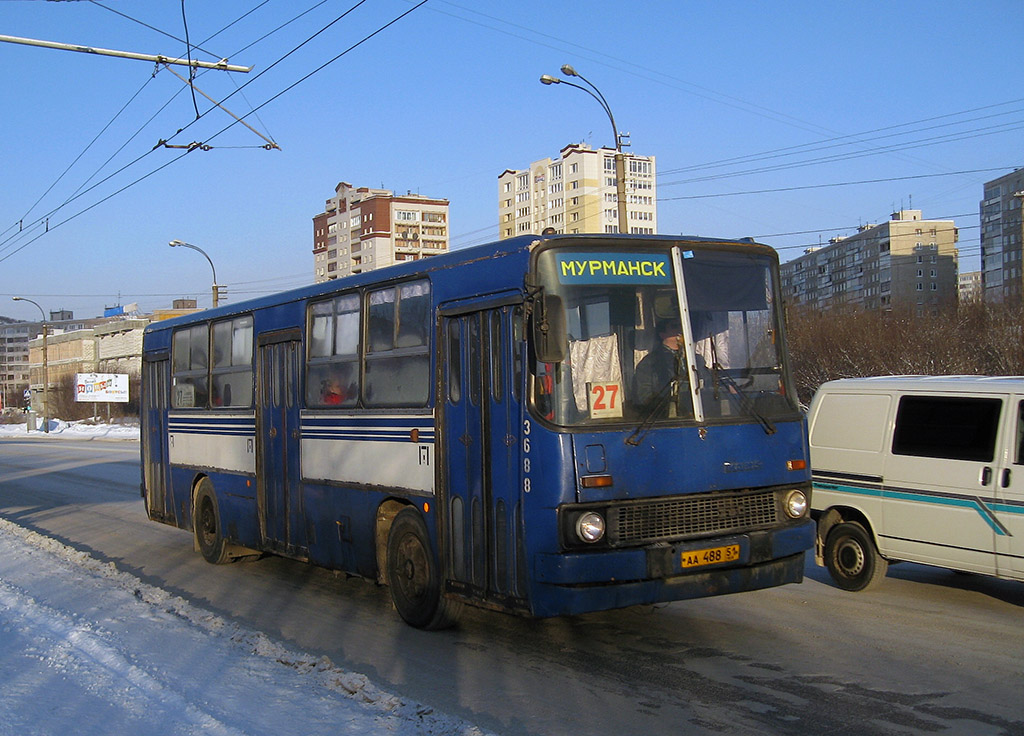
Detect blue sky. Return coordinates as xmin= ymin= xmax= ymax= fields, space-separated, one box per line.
xmin=1 ymin=0 xmax=1021 ymax=320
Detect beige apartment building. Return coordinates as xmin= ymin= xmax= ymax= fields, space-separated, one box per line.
xmin=780 ymin=210 xmax=958 ymax=315
xmin=498 ymin=143 xmax=657 ymax=238
xmin=313 ymin=183 xmax=450 ymax=283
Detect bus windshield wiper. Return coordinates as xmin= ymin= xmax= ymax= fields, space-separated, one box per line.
xmin=626 ymin=351 xmax=690 ymax=446
xmin=625 ymin=378 xmax=676 ymax=446
xmin=711 ymin=365 xmax=776 ymax=435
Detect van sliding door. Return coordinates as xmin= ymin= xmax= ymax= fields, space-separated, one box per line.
xmin=883 ymin=394 xmax=1002 ymax=572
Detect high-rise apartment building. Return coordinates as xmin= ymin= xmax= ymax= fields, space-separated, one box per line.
xmin=958 ymin=270 xmax=983 ymax=304
xmin=313 ymin=182 xmax=449 ymax=283
xmin=780 ymin=210 xmax=958 ymax=315
xmin=979 ymin=168 xmax=1024 ymax=304
xmin=498 ymin=143 xmax=656 ymax=238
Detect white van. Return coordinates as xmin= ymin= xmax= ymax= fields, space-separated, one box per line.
xmin=808 ymin=376 xmax=1024 ymax=591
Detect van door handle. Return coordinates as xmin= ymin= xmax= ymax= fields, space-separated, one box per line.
xmin=980 ymin=466 xmax=992 ymax=486
xmin=1002 ymin=468 xmax=1012 ymax=488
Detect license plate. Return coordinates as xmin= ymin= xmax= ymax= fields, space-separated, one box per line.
xmin=680 ymin=544 xmax=741 ymax=569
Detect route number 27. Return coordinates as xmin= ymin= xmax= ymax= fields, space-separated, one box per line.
xmin=588 ymin=382 xmax=623 ymax=419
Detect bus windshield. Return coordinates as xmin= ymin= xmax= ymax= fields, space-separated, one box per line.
xmin=532 ymin=244 xmax=798 ymax=428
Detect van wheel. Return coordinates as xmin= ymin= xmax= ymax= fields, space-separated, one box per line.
xmin=824 ymin=521 xmax=887 ymax=591
xmin=194 ymin=479 xmax=231 ymax=565
xmin=386 ymin=507 xmax=462 ymax=630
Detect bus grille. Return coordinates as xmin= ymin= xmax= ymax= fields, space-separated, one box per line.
xmin=611 ymin=490 xmax=779 ymax=545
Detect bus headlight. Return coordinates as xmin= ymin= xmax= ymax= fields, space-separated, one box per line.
xmin=784 ymin=489 xmax=808 ymax=519
xmin=575 ymin=511 xmax=606 ymax=543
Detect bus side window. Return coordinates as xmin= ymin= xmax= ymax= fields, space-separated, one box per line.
xmin=211 ymin=316 xmax=253 ymax=408
xmin=171 ymin=324 xmax=209 ymax=408
xmin=364 ymin=280 xmax=431 ymax=408
xmin=306 ymin=294 xmax=360 ymax=409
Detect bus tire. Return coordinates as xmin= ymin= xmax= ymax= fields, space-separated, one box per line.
xmin=386 ymin=507 xmax=462 ymax=630
xmin=194 ymin=479 xmax=232 ymax=565
xmin=824 ymin=521 xmax=887 ymax=592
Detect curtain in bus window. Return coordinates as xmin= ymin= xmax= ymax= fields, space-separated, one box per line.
xmin=309 ymin=302 xmax=333 ymax=358
xmin=335 ymin=294 xmax=360 ymax=356
xmin=568 ymin=334 xmax=622 ymax=412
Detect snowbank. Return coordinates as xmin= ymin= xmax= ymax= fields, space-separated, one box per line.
xmin=0 ymin=418 xmax=140 ymax=440
xmin=0 ymin=516 xmax=491 ymax=735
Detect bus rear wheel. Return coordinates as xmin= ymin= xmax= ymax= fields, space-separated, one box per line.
xmin=824 ymin=521 xmax=887 ymax=591
xmin=194 ymin=479 xmax=231 ymax=565
xmin=386 ymin=507 xmax=462 ymax=630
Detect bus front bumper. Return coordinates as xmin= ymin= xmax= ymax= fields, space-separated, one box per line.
xmin=529 ymin=519 xmax=814 ymax=618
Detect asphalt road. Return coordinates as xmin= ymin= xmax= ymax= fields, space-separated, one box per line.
xmin=1 ymin=436 xmax=1021 ymax=736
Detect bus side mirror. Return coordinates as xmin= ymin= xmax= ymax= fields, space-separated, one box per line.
xmin=533 ymin=294 xmax=567 ymax=363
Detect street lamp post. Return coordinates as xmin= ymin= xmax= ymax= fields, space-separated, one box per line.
xmin=169 ymin=239 xmax=221 ymax=308
xmin=12 ymin=296 xmax=48 ymax=433
xmin=541 ymin=64 xmax=629 ymax=234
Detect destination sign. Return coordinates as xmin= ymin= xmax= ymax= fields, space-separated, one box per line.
xmin=555 ymin=252 xmax=673 ymax=285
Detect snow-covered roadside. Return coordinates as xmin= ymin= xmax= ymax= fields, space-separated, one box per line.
xmin=0 ymin=418 xmax=140 ymax=440
xmin=0 ymin=517 xmax=490 ymax=736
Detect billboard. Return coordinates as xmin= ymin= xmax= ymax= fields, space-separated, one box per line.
xmin=75 ymin=373 xmax=129 ymax=403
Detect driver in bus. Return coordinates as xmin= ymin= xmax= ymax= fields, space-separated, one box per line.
xmin=632 ymin=319 xmax=693 ymax=418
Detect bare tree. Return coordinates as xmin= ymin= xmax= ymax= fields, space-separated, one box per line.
xmin=787 ymin=302 xmax=1024 ymax=404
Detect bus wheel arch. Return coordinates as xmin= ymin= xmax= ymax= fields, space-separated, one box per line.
xmin=382 ymin=504 xmax=462 ymax=630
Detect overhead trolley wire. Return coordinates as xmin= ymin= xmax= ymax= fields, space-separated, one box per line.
xmin=659 ymin=98 xmax=1024 ymax=178
xmin=0 ymin=0 xmax=432 ymax=267
xmin=658 ymin=167 xmax=1021 ymax=201
xmin=1 ymin=0 xmax=368 ymax=257
xmin=1 ymin=1 xmax=258 ymax=253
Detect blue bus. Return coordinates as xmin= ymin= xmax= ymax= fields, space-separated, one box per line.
xmin=141 ymin=234 xmax=814 ymax=629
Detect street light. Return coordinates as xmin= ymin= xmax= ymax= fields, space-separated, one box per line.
xmin=12 ymin=296 xmax=48 ymax=433
xmin=169 ymin=239 xmax=221 ymax=308
xmin=541 ymin=64 xmax=629 ymax=234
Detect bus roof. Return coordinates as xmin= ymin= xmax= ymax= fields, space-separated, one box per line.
xmin=145 ymin=233 xmax=775 ymax=335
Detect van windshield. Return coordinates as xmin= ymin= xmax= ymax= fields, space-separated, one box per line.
xmin=531 ymin=244 xmax=798 ymax=428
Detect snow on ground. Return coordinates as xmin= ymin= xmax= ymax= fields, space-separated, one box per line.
xmin=0 ymin=417 xmax=140 ymax=440
xmin=0 ymin=425 xmax=491 ymax=736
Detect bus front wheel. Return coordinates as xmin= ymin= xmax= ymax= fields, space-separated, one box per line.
xmin=824 ymin=521 xmax=887 ymax=592
xmin=194 ymin=479 xmax=231 ymax=565
xmin=386 ymin=507 xmax=462 ymax=630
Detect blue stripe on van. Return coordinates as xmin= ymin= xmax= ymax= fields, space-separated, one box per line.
xmin=813 ymin=477 xmax=1020 ymax=537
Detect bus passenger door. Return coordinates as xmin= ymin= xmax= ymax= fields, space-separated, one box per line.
xmin=142 ymin=356 xmax=172 ymax=522
xmin=442 ymin=306 xmax=527 ymax=609
xmin=257 ymin=332 xmax=307 ymax=558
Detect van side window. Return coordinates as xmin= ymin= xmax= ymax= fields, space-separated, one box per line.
xmin=892 ymin=396 xmax=1002 ymax=462
xmin=1016 ymin=401 xmax=1024 ymax=465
